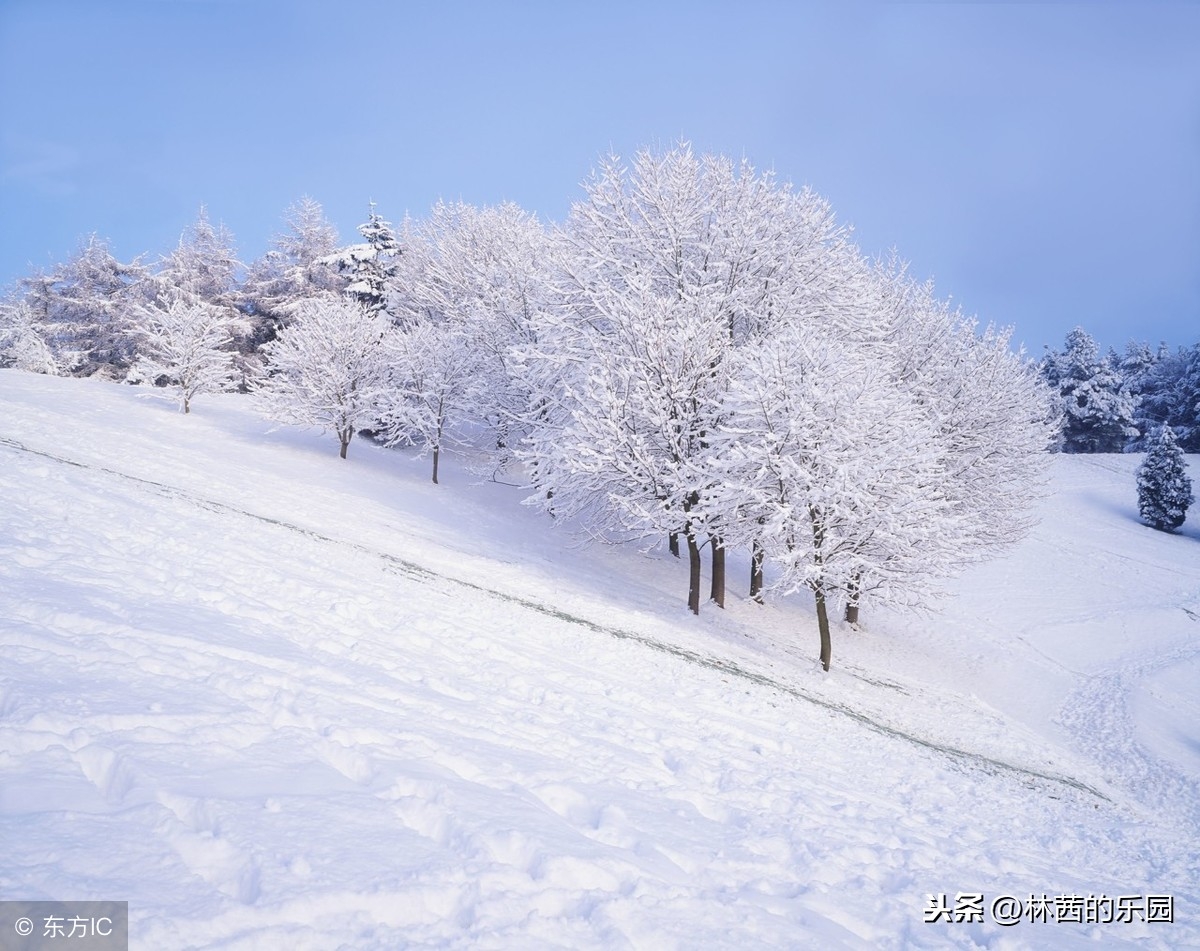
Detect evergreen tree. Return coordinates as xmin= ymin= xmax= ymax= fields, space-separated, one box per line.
xmin=1041 ymin=327 xmax=1137 ymax=452
xmin=1137 ymin=344 xmax=1200 ymax=453
xmin=18 ymin=235 xmax=146 ymax=377
xmin=322 ymin=202 xmax=401 ymax=318
xmin=153 ymin=207 xmax=242 ymax=310
xmin=243 ymin=197 xmax=344 ymax=336
xmin=1136 ymin=425 xmax=1193 ymax=532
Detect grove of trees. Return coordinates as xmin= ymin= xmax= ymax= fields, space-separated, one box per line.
xmin=8 ymin=143 xmax=1159 ymax=670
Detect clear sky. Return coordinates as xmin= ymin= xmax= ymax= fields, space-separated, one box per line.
xmin=2 ymin=0 xmax=1197 ymax=353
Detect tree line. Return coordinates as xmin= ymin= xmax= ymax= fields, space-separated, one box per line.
xmin=1 ymin=144 xmax=1062 ymax=670
xmin=1040 ymin=326 xmax=1200 ymax=454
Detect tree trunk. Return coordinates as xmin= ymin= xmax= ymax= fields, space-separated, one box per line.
xmin=686 ymin=530 xmax=702 ymax=615
xmin=749 ymin=537 xmax=764 ymax=603
xmin=709 ymin=535 xmax=725 ymax=608
xmin=339 ymin=428 xmax=351 ymax=459
xmin=669 ymin=532 xmax=680 ymax=558
xmin=682 ymin=491 xmax=702 ymax=614
xmin=808 ymin=505 xmax=832 ymax=670
xmin=844 ymin=572 xmax=861 ymax=625
xmin=815 ymin=582 xmax=832 ymax=672
xmin=432 ymin=400 xmax=444 ymax=484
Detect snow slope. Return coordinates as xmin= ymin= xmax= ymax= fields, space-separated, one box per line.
xmin=1 ymin=372 xmax=1196 ymax=949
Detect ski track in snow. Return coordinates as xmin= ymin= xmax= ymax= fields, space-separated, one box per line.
xmin=1 ymin=375 xmax=1197 ymax=949
xmin=1059 ymin=640 xmax=1200 ymax=834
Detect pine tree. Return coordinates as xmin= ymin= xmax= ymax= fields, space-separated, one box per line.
xmin=243 ymin=197 xmax=344 ymax=337
xmin=1041 ymin=327 xmax=1137 ymax=452
xmin=1137 ymin=344 xmax=1200 ymax=453
xmin=1136 ymin=425 xmax=1193 ymax=532
xmin=17 ymin=235 xmax=146 ymax=377
xmin=154 ymin=207 xmax=242 ymax=310
xmin=327 ymin=202 xmax=401 ymax=318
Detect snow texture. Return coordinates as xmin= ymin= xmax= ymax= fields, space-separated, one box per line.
xmin=1 ymin=372 xmax=1197 ymax=949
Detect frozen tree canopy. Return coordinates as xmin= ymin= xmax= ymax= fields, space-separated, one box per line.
xmin=130 ymin=296 xmax=238 ymax=413
xmin=256 ymin=296 xmax=388 ymax=459
xmin=516 ymin=143 xmax=1054 ymax=669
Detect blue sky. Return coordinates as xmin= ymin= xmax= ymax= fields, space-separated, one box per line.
xmin=2 ymin=0 xmax=1197 ymax=353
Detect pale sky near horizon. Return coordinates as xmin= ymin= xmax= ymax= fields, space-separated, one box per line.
xmin=1 ymin=0 xmax=1197 ymax=354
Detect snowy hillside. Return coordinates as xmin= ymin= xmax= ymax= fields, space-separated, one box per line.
xmin=1 ymin=372 xmax=1196 ymax=949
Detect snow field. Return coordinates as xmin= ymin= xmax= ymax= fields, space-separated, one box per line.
xmin=1 ymin=372 xmax=1197 ymax=948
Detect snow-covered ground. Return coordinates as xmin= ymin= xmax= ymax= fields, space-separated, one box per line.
xmin=1 ymin=372 xmax=1196 ymax=949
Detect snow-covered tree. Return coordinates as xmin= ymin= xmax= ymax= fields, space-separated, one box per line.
xmin=520 ymin=144 xmax=848 ymax=614
xmin=130 ymin=296 xmax=238 ymax=413
xmin=256 ymin=296 xmax=388 ymax=459
xmin=153 ymin=207 xmax=242 ymax=310
xmin=18 ymin=235 xmax=146 ymax=376
xmin=321 ymin=203 xmax=401 ymax=318
xmin=0 ymin=299 xmax=58 ymax=374
xmin=377 ymin=318 xmax=476 ymax=484
xmin=705 ymin=324 xmax=947 ymax=670
xmin=1137 ymin=425 xmax=1193 ymax=532
xmin=879 ymin=265 xmax=1055 ymax=556
xmin=522 ymin=281 xmax=730 ymax=615
xmin=1041 ymin=327 xmax=1138 ymax=452
xmin=1133 ymin=343 xmax=1200 ymax=453
xmin=243 ymin=197 xmax=343 ymax=334
xmin=383 ymin=200 xmax=552 ymax=479
xmin=150 ymin=207 xmax=256 ymax=386
xmin=276 ymin=196 xmax=341 ymax=274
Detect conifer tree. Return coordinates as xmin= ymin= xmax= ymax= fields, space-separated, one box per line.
xmin=1040 ymin=327 xmax=1137 ymax=452
xmin=1136 ymin=425 xmax=1193 ymax=532
xmin=18 ymin=235 xmax=145 ymax=376
xmin=243 ymin=197 xmax=343 ymax=334
xmin=339 ymin=203 xmax=401 ymax=318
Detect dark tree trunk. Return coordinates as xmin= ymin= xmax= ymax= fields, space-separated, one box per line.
xmin=432 ymin=402 xmax=444 ymax=484
xmin=709 ymin=535 xmax=725 ymax=608
xmin=844 ymin=572 xmax=861 ymax=625
xmin=749 ymin=537 xmax=764 ymax=603
xmin=815 ymin=583 xmax=832 ymax=672
xmin=339 ymin=430 xmax=351 ymax=459
xmin=669 ymin=532 xmax=680 ymax=558
xmin=686 ymin=530 xmax=702 ymax=615
xmin=808 ymin=505 xmax=832 ymax=670
xmin=683 ymin=491 xmax=702 ymax=614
